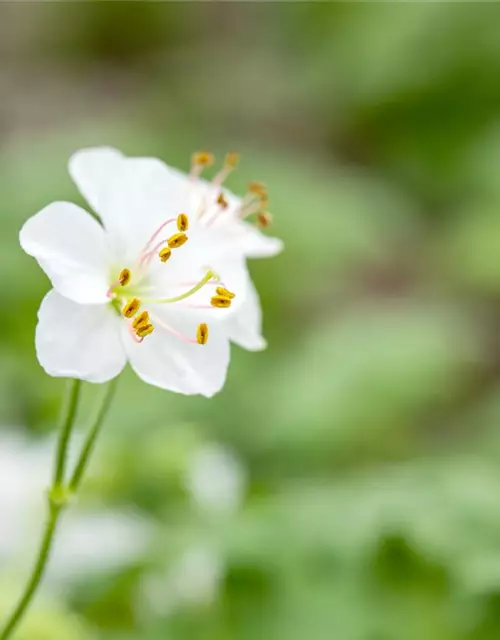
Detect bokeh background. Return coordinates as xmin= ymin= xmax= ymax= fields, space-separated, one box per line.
xmin=3 ymin=3 xmax=500 ymax=639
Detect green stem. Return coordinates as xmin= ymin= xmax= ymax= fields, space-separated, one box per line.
xmin=54 ymin=379 xmax=82 ymax=486
xmin=0 ymin=501 xmax=62 ymax=640
xmin=0 ymin=379 xmax=80 ymax=640
xmin=69 ymin=377 xmax=119 ymax=492
xmin=0 ymin=377 xmax=118 ymax=640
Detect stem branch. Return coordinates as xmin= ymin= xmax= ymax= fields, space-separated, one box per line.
xmin=69 ymin=378 xmax=118 ymax=492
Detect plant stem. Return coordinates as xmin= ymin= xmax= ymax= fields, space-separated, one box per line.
xmin=0 ymin=377 xmax=118 ymax=640
xmin=0 ymin=501 xmax=62 ymax=640
xmin=53 ymin=379 xmax=82 ymax=486
xmin=69 ymin=378 xmax=119 ymax=492
xmin=0 ymin=379 xmax=81 ymax=640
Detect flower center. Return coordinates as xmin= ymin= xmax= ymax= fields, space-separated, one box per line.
xmin=106 ymin=213 xmax=235 ymax=345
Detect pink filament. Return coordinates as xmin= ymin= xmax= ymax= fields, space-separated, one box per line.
xmin=172 ymin=303 xmax=213 ymax=310
xmin=138 ymin=218 xmax=176 ymax=262
xmin=236 ymin=195 xmax=261 ymax=221
xmin=106 ymin=281 xmax=121 ymax=298
xmin=205 ymin=202 xmax=228 ymax=227
xmin=139 ymin=237 xmax=172 ymax=266
xmin=189 ymin=165 xmax=204 ymax=182
xmin=212 ymin=166 xmax=231 ymax=188
xmin=128 ymin=323 xmax=143 ymax=343
xmin=152 ymin=315 xmax=198 ymax=344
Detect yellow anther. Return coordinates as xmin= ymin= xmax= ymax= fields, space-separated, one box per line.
xmin=225 ymin=151 xmax=240 ymax=168
xmin=211 ymin=295 xmax=232 ymax=309
xmin=197 ymin=323 xmax=209 ymax=345
xmin=192 ymin=151 xmax=214 ymax=167
xmin=136 ymin=323 xmax=154 ymax=339
xmin=132 ymin=311 xmax=150 ymax=330
xmin=159 ymin=246 xmax=172 ymax=263
xmin=122 ymin=298 xmax=141 ymax=318
xmin=216 ymin=286 xmax=235 ymax=299
xmin=177 ymin=213 xmax=189 ymax=232
xmin=167 ymin=233 xmax=188 ymax=249
xmin=118 ymin=268 xmax=131 ymax=286
xmin=257 ymin=212 xmax=273 ymax=228
xmin=217 ymin=192 xmax=229 ymax=209
xmin=248 ymin=181 xmax=267 ymax=198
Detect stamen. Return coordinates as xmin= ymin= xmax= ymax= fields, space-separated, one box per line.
xmin=128 ymin=324 xmax=144 ymax=343
xmin=192 ymin=151 xmax=214 ymax=168
xmin=257 ymin=212 xmax=273 ymax=228
xmin=197 ymin=323 xmax=209 ymax=345
xmin=108 ymin=268 xmax=133 ymax=297
xmin=203 ymin=192 xmax=231 ymax=227
xmin=211 ymin=295 xmax=232 ymax=308
xmin=235 ymin=184 xmax=269 ymax=220
xmin=139 ymin=221 xmax=188 ymax=266
xmin=248 ymin=181 xmax=268 ymax=199
xmin=167 ymin=232 xmax=188 ymax=249
xmin=159 ymin=246 xmax=172 ymax=263
xmin=119 ymin=268 xmax=132 ymax=286
xmin=225 ymin=151 xmax=240 ymax=169
xmin=122 ymin=298 xmax=141 ymax=318
xmin=144 ymin=270 xmax=215 ymax=305
xmin=190 ymin=151 xmax=215 ymax=181
xmin=132 ymin=311 xmax=150 ymax=330
xmin=212 ymin=151 xmax=240 ymax=187
xmin=145 ymin=219 xmax=176 ymax=248
xmin=216 ymin=286 xmax=235 ymax=299
xmin=177 ymin=213 xmax=189 ymax=232
xmin=136 ymin=323 xmax=154 ymax=339
xmin=236 ymin=182 xmax=269 ymax=220
xmin=152 ymin=315 xmax=198 ymax=344
xmin=217 ymin=192 xmax=229 ymax=209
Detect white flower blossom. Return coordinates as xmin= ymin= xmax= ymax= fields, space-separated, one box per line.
xmin=69 ymin=147 xmax=283 ymax=352
xmin=20 ymin=147 xmax=282 ymax=396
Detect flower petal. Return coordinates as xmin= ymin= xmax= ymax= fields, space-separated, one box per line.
xmin=68 ymin=147 xmax=125 ymax=216
xmin=96 ymin=156 xmax=193 ymax=261
xmin=229 ymin=220 xmax=284 ymax=259
xmin=20 ymin=202 xmax=110 ymax=304
xmin=224 ymin=274 xmax=267 ymax=351
xmin=36 ymin=290 xmax=126 ymax=383
xmin=124 ymin=308 xmax=230 ymax=397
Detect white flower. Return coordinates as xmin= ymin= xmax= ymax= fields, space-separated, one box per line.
xmin=68 ymin=147 xmax=283 ymax=352
xmin=20 ymin=147 xmax=281 ymax=396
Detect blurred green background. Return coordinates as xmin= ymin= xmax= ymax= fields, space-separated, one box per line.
xmin=3 ymin=3 xmax=500 ymax=639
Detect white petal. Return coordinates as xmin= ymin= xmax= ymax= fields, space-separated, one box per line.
xmin=233 ymin=220 xmax=284 ymax=258
xmin=36 ymin=290 xmax=126 ymax=383
xmin=68 ymin=147 xmax=125 ymax=216
xmin=224 ymin=275 xmax=267 ymax=351
xmin=124 ymin=309 xmax=230 ymax=397
xmin=98 ymin=157 xmax=193 ymax=261
xmin=20 ymin=202 xmax=110 ymax=304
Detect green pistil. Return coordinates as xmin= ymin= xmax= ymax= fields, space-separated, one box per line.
xmin=142 ymin=270 xmax=216 ymax=305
